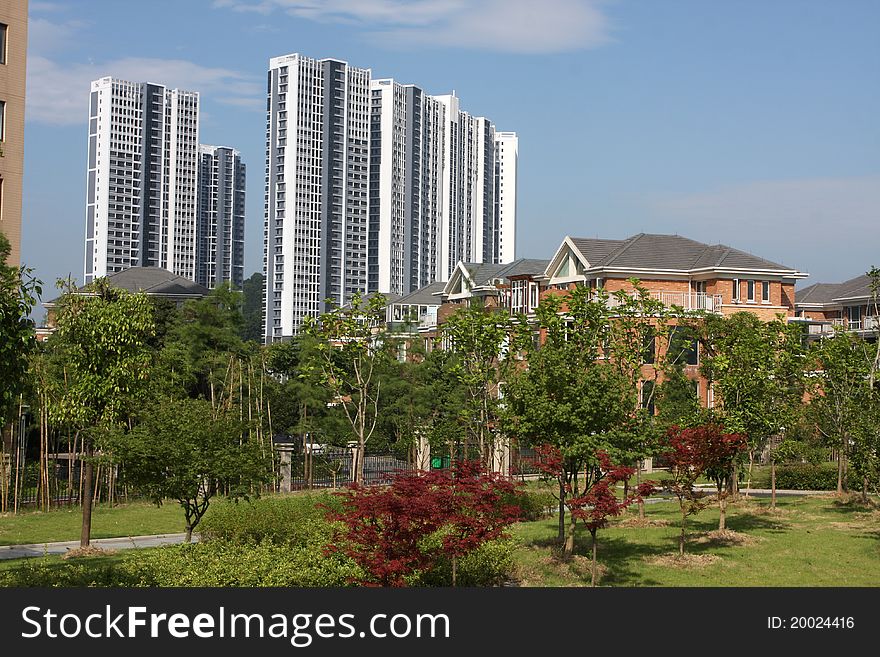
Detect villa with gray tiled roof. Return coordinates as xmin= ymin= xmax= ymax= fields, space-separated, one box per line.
xmin=795 ymin=272 xmax=879 ymax=337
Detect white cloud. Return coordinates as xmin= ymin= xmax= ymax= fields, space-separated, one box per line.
xmin=651 ymin=175 xmax=880 ymax=281
xmin=27 ymin=17 xmax=88 ymax=55
xmin=214 ymin=0 xmax=613 ymax=53
xmin=27 ymin=55 xmax=262 ymax=126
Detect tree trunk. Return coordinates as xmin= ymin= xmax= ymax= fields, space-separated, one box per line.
xmin=771 ymin=459 xmax=777 ymax=511
xmin=744 ymin=451 xmax=754 ymax=498
xmin=837 ymin=437 xmax=846 ymax=495
xmin=718 ymin=489 xmax=726 ymax=531
xmin=80 ymin=453 xmax=94 ymax=548
xmin=452 ymin=555 xmax=457 ymax=587
xmin=564 ymin=511 xmax=577 ymax=558
xmin=590 ymin=530 xmax=598 ymax=587
xmin=862 ymin=476 xmax=869 ymax=504
xmin=636 ymin=466 xmax=646 ymax=519
xmin=558 ymin=480 xmax=566 ymax=544
xmin=185 ymin=523 xmax=193 ymax=544
xmin=679 ymin=506 xmax=686 ymax=556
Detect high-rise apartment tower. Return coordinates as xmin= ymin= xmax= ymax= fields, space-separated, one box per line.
xmin=263 ymin=54 xmax=371 ymax=341
xmin=84 ymin=78 xmax=199 ymax=284
xmin=263 ymin=54 xmax=517 ymax=340
xmin=196 ymin=145 xmax=245 ymax=289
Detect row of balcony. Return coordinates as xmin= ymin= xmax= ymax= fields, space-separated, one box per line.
xmin=805 ymin=316 xmax=880 ymax=335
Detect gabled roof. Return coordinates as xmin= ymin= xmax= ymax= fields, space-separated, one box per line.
xmin=796 ymin=274 xmax=875 ymax=306
xmin=393 ymin=281 xmax=447 ymax=306
xmin=442 ymin=259 xmax=551 ymax=297
xmin=560 ymin=233 xmax=804 ymax=276
xmin=45 ymin=267 xmax=210 ymax=305
xmin=569 ymin=238 xmax=626 ymax=266
xmin=100 ymin=267 xmax=210 ymax=296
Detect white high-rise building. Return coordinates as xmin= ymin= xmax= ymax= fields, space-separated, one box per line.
xmin=433 ymin=93 xmax=498 ymax=281
xmin=369 ymin=79 xmax=445 ymax=295
xmin=197 ymin=145 xmax=246 ymax=290
xmin=84 ymin=77 xmax=199 ymax=284
xmin=494 ymin=132 xmax=518 ymax=264
xmin=263 ymin=54 xmax=371 ymax=341
xmin=262 ymin=54 xmax=517 ymax=339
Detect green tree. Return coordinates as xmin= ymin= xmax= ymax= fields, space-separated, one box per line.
xmin=808 ymin=331 xmax=872 ymax=495
xmin=116 ymin=397 xmax=272 ymax=541
xmin=695 ymin=312 xmax=806 ymax=494
xmin=156 ymin=283 xmax=245 ymax=403
xmin=441 ymin=299 xmax=518 ymax=465
xmin=503 ymin=285 xmax=635 ymax=554
xmin=0 ymin=232 xmax=41 ymax=430
xmin=304 ymin=292 xmax=391 ymax=484
xmin=50 ymin=278 xmax=156 ymax=547
xmin=240 ymin=272 xmax=265 ymax=344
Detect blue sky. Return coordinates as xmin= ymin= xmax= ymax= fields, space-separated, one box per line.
xmin=21 ymin=0 xmax=880 ymax=295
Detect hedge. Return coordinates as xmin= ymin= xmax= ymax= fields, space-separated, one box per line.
xmin=774 ymin=463 xmax=861 ymax=491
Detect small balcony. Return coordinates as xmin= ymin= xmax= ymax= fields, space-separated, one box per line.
xmin=803 ymin=316 xmax=880 ymax=336
xmin=651 ymin=291 xmax=724 ymax=313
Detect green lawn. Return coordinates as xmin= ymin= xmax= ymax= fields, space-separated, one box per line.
xmin=0 ymin=501 xmax=189 ymax=546
xmin=3 ymin=493 xmax=878 ymax=587
xmin=511 ymin=494 xmax=880 ymax=586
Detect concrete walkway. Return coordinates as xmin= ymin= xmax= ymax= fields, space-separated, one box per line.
xmin=0 ymin=533 xmax=199 ymax=561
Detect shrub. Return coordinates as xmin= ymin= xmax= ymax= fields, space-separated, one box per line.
xmin=775 ymin=463 xmax=861 ymax=491
xmin=416 ymin=539 xmax=516 ymax=587
xmin=118 ymin=540 xmax=363 ymax=587
xmin=199 ymin=493 xmax=340 ymax=546
xmin=505 ymin=490 xmax=556 ymax=521
xmin=0 ymin=558 xmax=136 ymax=587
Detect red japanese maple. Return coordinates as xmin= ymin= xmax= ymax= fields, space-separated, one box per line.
xmin=662 ymin=424 xmax=747 ymax=554
xmin=326 ymin=460 xmax=522 ymax=587
xmin=567 ymin=451 xmax=656 ymax=586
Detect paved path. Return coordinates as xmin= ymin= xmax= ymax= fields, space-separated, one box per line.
xmin=0 ymin=533 xmax=199 ymax=561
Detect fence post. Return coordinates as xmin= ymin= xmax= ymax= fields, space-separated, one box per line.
xmin=348 ymin=441 xmax=361 ymax=486
xmin=490 ymin=434 xmax=510 ymax=476
xmin=415 ymin=432 xmax=431 ymax=471
xmin=275 ymin=443 xmax=295 ymax=493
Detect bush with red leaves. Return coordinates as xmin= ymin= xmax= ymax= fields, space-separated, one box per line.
xmin=325 ymin=461 xmax=522 ymax=587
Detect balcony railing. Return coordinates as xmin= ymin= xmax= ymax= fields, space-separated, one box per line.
xmin=806 ymin=316 xmax=880 ymax=335
xmin=651 ymin=292 xmax=724 ymax=313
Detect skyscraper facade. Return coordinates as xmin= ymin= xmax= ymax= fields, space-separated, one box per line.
xmin=196 ymin=145 xmax=246 ymax=290
xmin=494 ymin=131 xmax=518 ymax=264
xmin=84 ymin=77 xmax=199 ymax=284
xmin=263 ymin=54 xmax=517 ymax=340
xmin=369 ymin=79 xmax=445 ymax=296
xmin=434 ymin=94 xmax=499 ymax=281
xmin=263 ymin=54 xmax=371 ymax=341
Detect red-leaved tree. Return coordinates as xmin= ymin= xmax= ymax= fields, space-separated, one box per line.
xmin=568 ymin=451 xmax=656 ymax=586
xmin=662 ymin=424 xmax=747 ymax=555
xmin=326 ymin=461 xmax=521 ymax=587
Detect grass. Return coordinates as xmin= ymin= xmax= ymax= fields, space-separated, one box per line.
xmin=3 ymin=492 xmax=879 ymax=588
xmin=510 ymin=494 xmax=880 ymax=586
xmin=0 ymin=501 xmax=189 ymax=546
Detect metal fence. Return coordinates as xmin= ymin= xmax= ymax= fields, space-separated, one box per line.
xmin=0 ymin=455 xmax=117 ymax=512
xmin=288 ymin=447 xmax=413 ymax=491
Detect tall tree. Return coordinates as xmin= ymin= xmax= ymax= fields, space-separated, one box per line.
xmin=50 ymin=278 xmax=155 ymax=547
xmin=0 ymin=232 xmax=41 ymax=431
xmin=440 ymin=299 xmax=517 ymax=464
xmin=114 ymin=397 xmax=272 ymax=542
xmin=503 ymin=285 xmax=634 ymax=552
xmin=240 ymin=272 xmax=265 ymax=344
xmin=695 ymin=312 xmax=806 ymax=494
xmin=808 ymin=331 xmax=872 ymax=495
xmin=304 ymin=292 xmax=390 ymax=484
